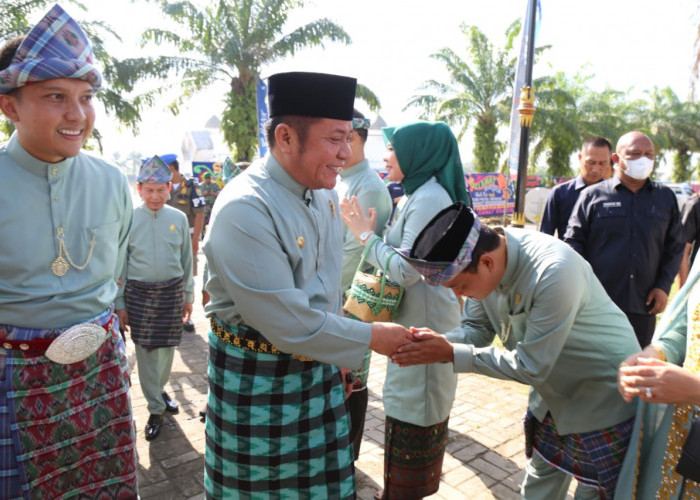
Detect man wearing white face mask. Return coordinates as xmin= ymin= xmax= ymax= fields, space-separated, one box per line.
xmin=564 ymin=131 xmax=684 ymax=347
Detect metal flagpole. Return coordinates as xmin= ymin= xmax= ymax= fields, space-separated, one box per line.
xmin=510 ymin=0 xmax=538 ymax=227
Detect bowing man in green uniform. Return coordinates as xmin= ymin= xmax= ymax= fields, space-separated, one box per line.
xmin=392 ymin=202 xmax=640 ymax=500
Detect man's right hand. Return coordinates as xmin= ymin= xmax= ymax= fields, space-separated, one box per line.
xmin=369 ymin=322 xmax=413 ymax=357
xmin=116 ymin=309 xmax=129 ymax=341
xmin=391 ymin=327 xmax=455 ymax=366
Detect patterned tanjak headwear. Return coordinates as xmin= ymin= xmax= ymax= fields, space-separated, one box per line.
xmin=396 ymin=201 xmax=481 ymax=286
xmin=0 ymin=4 xmax=102 ymax=94
xmin=138 ymin=156 xmax=173 ymax=184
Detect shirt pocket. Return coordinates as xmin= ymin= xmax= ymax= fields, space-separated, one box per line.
xmin=647 ymin=205 xmax=672 ymax=240
xmin=647 ymin=205 xmax=671 ymax=222
xmin=89 ymin=220 xmax=122 ymax=274
xmin=502 ymin=311 xmax=528 ymax=347
xmin=162 ymin=222 xmax=185 ymax=254
xmin=594 ymin=204 xmax=627 ymax=231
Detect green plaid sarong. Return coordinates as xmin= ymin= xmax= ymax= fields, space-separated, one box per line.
xmin=204 ymin=328 xmax=354 ymax=499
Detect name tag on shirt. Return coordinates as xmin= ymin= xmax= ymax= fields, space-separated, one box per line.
xmin=602 ymin=202 xmax=622 ymax=208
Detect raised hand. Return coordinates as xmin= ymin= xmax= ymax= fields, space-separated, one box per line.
xmin=340 ymin=196 xmax=376 ymax=242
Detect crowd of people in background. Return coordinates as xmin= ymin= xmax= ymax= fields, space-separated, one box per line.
xmin=1 ymin=4 xmax=700 ymax=500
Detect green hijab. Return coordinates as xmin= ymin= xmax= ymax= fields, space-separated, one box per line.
xmin=382 ymin=121 xmax=469 ymax=204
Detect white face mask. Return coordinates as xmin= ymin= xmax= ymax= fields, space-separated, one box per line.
xmin=620 ymin=156 xmax=654 ymax=180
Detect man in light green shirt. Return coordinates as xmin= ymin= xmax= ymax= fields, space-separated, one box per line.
xmin=116 ymin=155 xmax=194 ymax=442
xmin=202 ymin=71 xmax=411 ymax=498
xmin=392 ymin=202 xmax=640 ymax=500
xmin=335 ymin=108 xmax=392 ymax=461
xmin=336 ymin=110 xmax=392 ymax=293
xmin=0 ymin=5 xmax=136 ymax=497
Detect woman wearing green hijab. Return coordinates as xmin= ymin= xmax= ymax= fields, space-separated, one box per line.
xmin=342 ymin=121 xmax=469 ymax=499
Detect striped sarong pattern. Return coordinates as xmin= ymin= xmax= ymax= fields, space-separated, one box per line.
xmin=383 ymin=415 xmax=449 ymax=498
xmin=524 ymin=410 xmax=633 ymax=500
xmin=205 ymin=327 xmax=354 ymax=499
xmin=125 ymin=277 xmax=184 ymax=347
xmin=0 ymin=310 xmax=137 ymax=499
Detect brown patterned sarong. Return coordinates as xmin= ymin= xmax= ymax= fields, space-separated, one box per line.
xmin=125 ymin=276 xmax=184 ymax=347
xmin=383 ymin=415 xmax=449 ymax=498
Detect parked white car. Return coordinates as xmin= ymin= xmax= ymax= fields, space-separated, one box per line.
xmin=666 ymin=183 xmax=694 ymax=211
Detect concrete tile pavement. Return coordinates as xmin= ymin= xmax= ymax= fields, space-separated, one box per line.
xmin=126 ymin=253 xmax=553 ymax=499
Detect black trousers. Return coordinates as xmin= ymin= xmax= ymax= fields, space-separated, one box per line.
xmin=625 ymin=311 xmax=656 ymax=348
xmin=347 ymin=387 xmax=369 ymax=461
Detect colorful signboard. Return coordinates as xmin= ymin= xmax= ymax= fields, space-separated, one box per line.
xmin=466 ymin=173 xmax=514 ymax=217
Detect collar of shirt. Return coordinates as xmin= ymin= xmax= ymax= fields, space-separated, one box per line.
xmin=138 ymin=204 xmax=164 ymax=217
xmin=495 ymin=228 xmax=521 ymax=292
xmin=611 ymin=174 xmax=653 ymax=193
xmin=267 ymin=154 xmax=313 ymax=204
xmin=573 ymin=175 xmax=588 ymax=191
xmin=6 ymin=132 xmax=74 ymax=179
xmin=338 ymin=159 xmax=371 ymax=179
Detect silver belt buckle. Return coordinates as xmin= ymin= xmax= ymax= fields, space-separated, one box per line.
xmin=45 ymin=322 xmax=107 ymax=364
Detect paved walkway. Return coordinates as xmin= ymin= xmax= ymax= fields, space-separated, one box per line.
xmin=128 ymin=253 xmax=556 ymax=499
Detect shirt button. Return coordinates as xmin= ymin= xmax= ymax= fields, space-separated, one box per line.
xmin=54 ymin=196 xmax=59 ymax=201
xmin=19 ymin=343 xmax=29 ymax=351
xmin=630 ymin=274 xmax=634 ymax=279
xmin=2 ymin=342 xmax=11 ymax=349
xmin=51 ymin=166 xmax=58 ymax=175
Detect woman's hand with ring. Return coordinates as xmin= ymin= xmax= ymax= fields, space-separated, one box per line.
xmin=340 ymin=196 xmax=377 ymax=241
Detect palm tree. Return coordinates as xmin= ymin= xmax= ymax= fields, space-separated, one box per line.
xmin=405 ymin=21 xmax=533 ymax=172
xmin=529 ymin=72 xmax=581 ymax=177
xmin=641 ymin=86 xmax=700 ymax=182
xmin=134 ymin=0 xmax=360 ymax=162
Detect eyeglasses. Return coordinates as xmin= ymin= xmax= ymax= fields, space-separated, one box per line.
xmin=352 ymin=117 xmax=371 ymax=130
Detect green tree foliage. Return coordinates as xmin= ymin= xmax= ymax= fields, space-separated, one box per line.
xmin=639 ymin=86 xmax=700 ymax=182
xmin=0 ymin=0 xmax=158 ymax=146
xmin=405 ymin=21 xmax=522 ymax=172
xmin=529 ymin=72 xmax=580 ymax=177
xmin=0 ymin=0 xmax=64 ymax=40
xmin=136 ymin=0 xmax=356 ymax=162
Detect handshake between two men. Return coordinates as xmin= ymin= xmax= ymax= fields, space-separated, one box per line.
xmin=369 ymin=323 xmax=454 ymax=367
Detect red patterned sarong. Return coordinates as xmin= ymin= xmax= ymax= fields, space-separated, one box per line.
xmin=0 ymin=312 xmax=137 ymax=499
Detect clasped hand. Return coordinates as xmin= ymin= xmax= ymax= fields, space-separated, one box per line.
xmin=370 ymin=324 xmax=454 ymax=366
xmin=618 ymin=346 xmax=700 ymax=405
